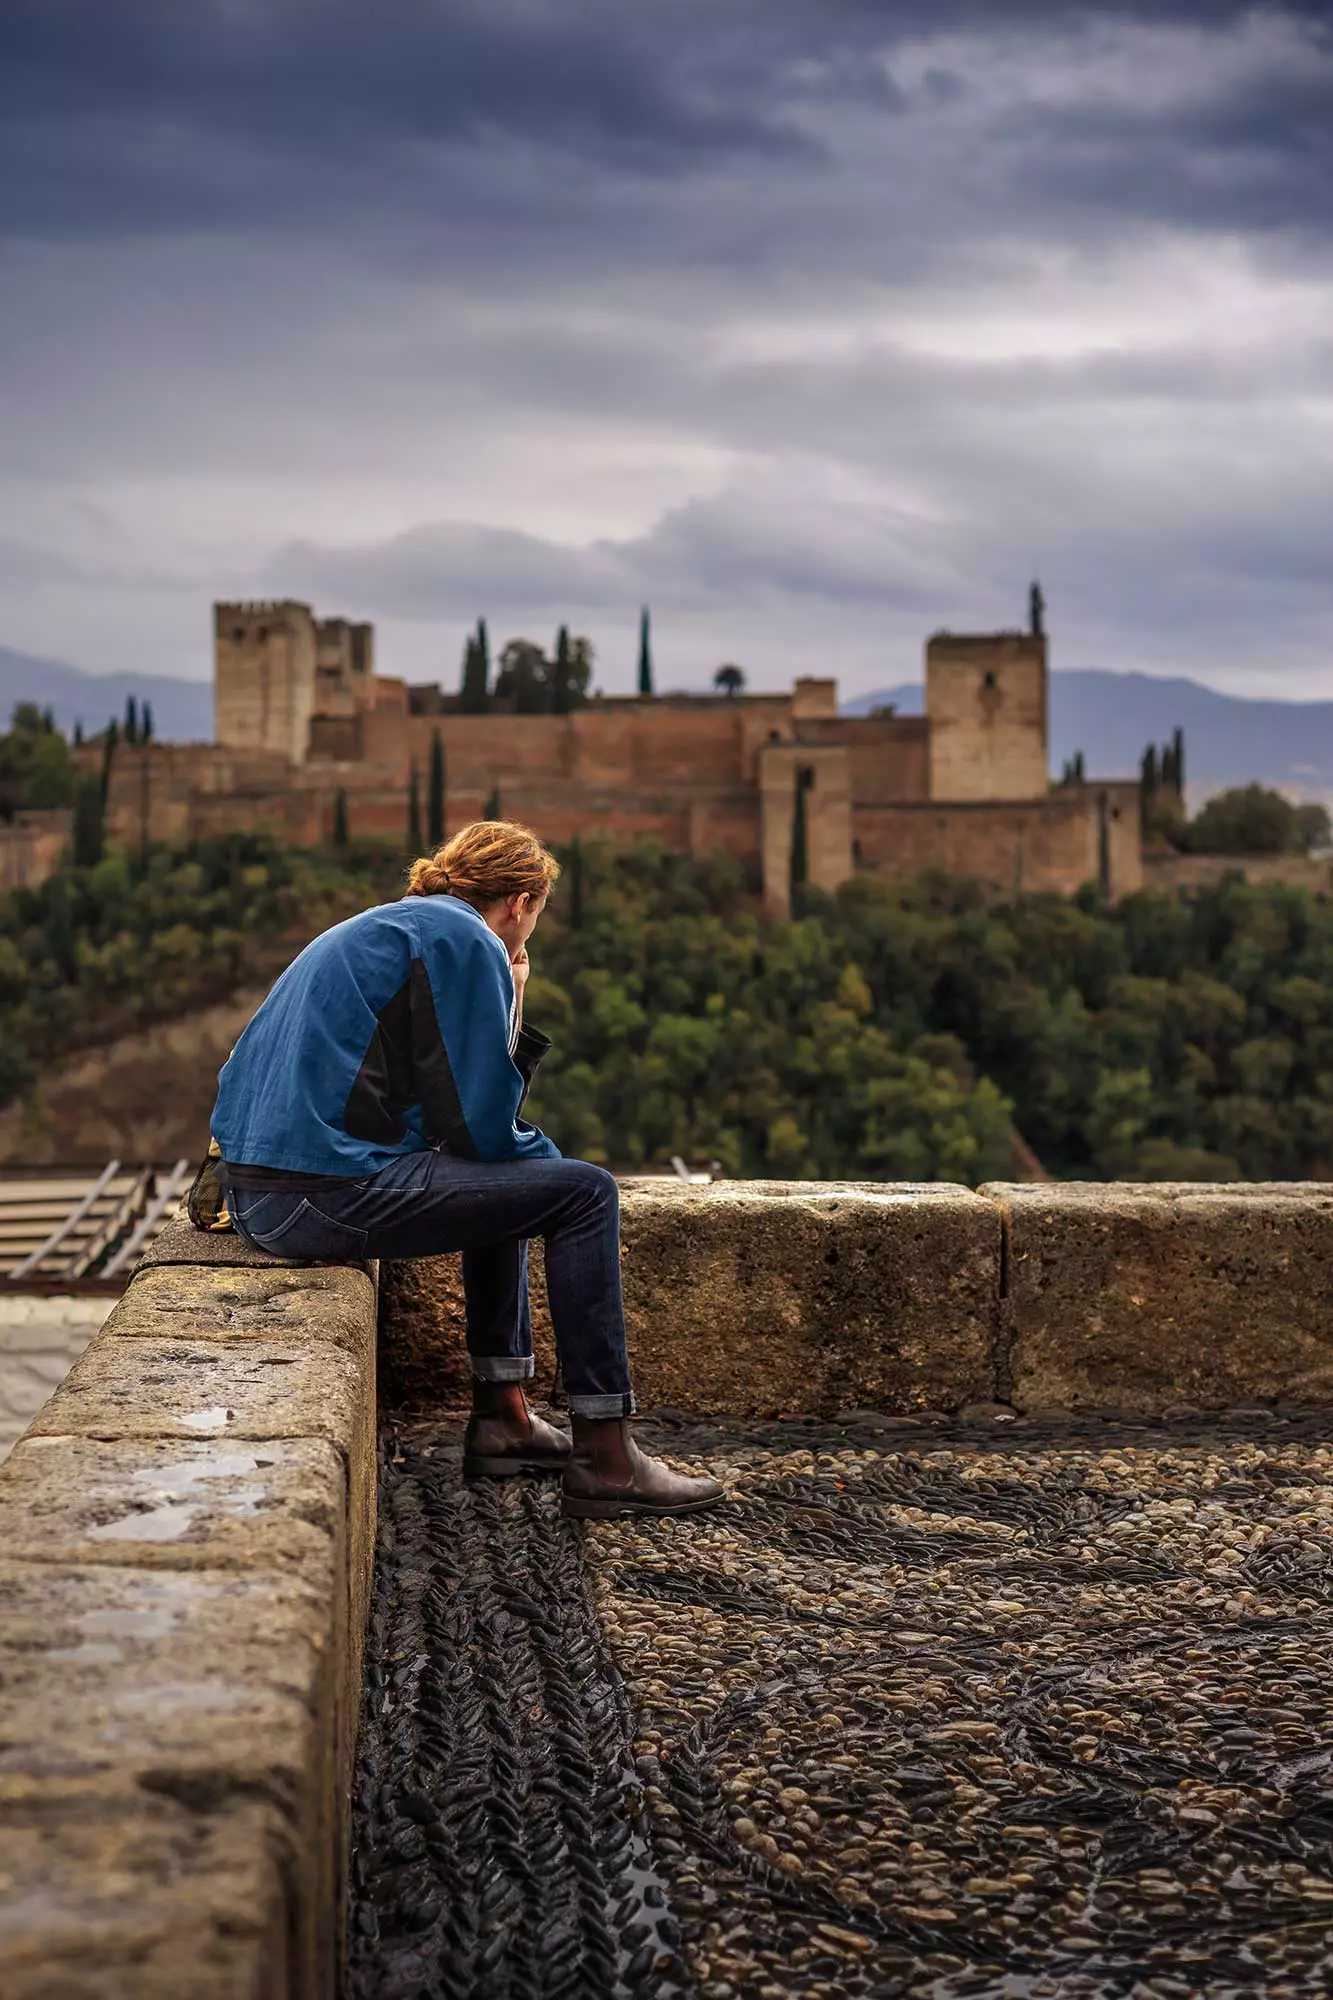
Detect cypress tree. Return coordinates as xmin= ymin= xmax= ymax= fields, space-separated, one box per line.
xmin=427 ymin=729 xmax=445 ymax=845
xmin=124 ymin=695 xmax=138 ymax=746
xmin=407 ymin=761 xmax=423 ymax=851
xmin=332 ymin=787 xmax=350 ymax=849
xmin=477 ymin=617 xmax=490 ymax=685
xmin=73 ymin=719 xmax=84 ymax=746
xmin=1172 ymin=726 xmax=1185 ymax=799
xmin=71 ymin=775 xmax=104 ymax=868
xmin=484 ymin=782 xmax=502 ymax=821
xmin=460 ymin=634 xmax=488 ymax=713
xmin=100 ymin=719 xmax=119 ymax=805
xmin=789 ymin=766 xmax=811 ymax=903
xmin=141 ymin=701 xmax=153 ymax=744
xmin=637 ymin=607 xmax=653 ymax=697
xmin=552 ymin=624 xmax=573 ymax=714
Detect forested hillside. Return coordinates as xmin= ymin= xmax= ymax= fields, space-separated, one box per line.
xmin=4 ymin=834 xmax=1333 ymax=1183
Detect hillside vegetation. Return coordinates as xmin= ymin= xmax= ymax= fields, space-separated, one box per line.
xmin=4 ymin=834 xmax=1333 ymax=1183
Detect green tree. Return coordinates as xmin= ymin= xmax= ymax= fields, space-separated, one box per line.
xmin=714 ymin=664 xmax=746 ymax=697
xmin=789 ymin=766 xmax=811 ymax=901
xmin=70 ymin=775 xmax=105 ymax=868
xmin=460 ymin=632 xmax=489 ymax=713
xmin=637 ymin=606 xmax=653 ymax=697
xmin=407 ymin=762 xmax=423 ymax=851
xmin=1293 ymin=803 xmax=1331 ymax=855
xmin=0 ymin=704 xmax=77 ymax=814
xmin=141 ymin=701 xmax=154 ymax=744
xmin=100 ymin=719 xmax=119 ymax=805
xmin=550 ymin=627 xmax=593 ymax=713
xmin=1187 ymin=785 xmax=1298 ymax=855
xmin=427 ymin=729 xmax=446 ymax=845
xmin=124 ymin=695 xmax=139 ymax=747
xmin=495 ymin=640 xmax=552 ymax=713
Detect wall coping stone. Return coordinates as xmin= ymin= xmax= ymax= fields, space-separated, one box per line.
xmin=0 ymin=1231 xmax=378 ymax=1999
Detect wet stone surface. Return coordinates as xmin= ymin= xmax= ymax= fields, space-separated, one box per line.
xmin=349 ymin=1412 xmax=1333 ymax=1998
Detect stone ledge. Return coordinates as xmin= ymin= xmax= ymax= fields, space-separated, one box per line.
xmin=983 ymin=1181 xmax=1333 ymax=1414
xmin=138 ymin=1217 xmax=372 ymax=1275
xmin=380 ymin=1179 xmax=1002 ymax=1415
xmin=0 ymin=1239 xmax=379 ymax=1999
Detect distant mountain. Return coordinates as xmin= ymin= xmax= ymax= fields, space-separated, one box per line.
xmin=843 ymin=670 xmax=1333 ymax=806
xmin=0 ymin=647 xmax=212 ymax=742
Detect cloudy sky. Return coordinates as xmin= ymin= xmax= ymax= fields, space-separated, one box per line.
xmin=2 ymin=0 xmax=1331 ymax=700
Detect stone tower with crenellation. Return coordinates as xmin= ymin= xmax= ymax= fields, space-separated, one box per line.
xmin=214 ymin=600 xmax=319 ymax=762
xmin=214 ymin=601 xmax=375 ymax=762
xmin=925 ymin=629 xmax=1049 ymax=801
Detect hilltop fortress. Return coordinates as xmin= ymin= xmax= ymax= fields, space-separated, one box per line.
xmin=97 ymin=598 xmax=1142 ymax=912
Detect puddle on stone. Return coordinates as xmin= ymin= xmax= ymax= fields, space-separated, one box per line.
xmin=138 ymin=1452 xmax=267 ymax=1486
xmin=76 ymin=1607 xmax=179 ymax=1639
xmin=179 ymin=1407 xmax=234 ymax=1432
xmin=90 ymin=1502 xmax=199 ymax=1542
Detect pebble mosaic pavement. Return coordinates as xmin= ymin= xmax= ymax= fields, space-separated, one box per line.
xmin=349 ymin=1412 xmax=1333 ymax=1999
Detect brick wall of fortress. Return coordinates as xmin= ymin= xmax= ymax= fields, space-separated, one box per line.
xmin=96 ymin=703 xmax=932 ymax=858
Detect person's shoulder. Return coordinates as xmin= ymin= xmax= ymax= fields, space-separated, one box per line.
xmin=404 ymin=897 xmax=506 ymax=959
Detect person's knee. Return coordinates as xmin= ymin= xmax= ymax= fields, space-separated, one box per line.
xmin=569 ymin=1161 xmax=619 ymax=1212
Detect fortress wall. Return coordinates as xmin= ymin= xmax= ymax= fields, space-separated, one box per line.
xmin=853 ymin=788 xmax=1141 ymax=899
xmin=0 ymin=1225 xmax=379 ymax=1998
xmin=795 ymin=714 xmax=931 ymax=805
xmin=0 ymin=811 xmax=72 ymax=893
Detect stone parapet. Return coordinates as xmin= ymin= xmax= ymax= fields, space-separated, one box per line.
xmin=380 ymin=1179 xmax=1003 ymax=1415
xmin=0 ymin=1231 xmax=377 ymax=2000
xmin=982 ymin=1180 xmax=1333 ymax=1416
xmin=381 ymin=1178 xmax=1333 ymax=1422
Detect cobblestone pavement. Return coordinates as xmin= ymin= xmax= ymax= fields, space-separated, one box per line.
xmin=349 ymin=1412 xmax=1333 ymax=1999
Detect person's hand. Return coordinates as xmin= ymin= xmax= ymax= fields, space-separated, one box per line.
xmin=510 ymin=944 xmax=531 ymax=997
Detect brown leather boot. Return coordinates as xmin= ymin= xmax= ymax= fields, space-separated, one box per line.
xmin=463 ymin=1380 xmax=572 ymax=1479
xmin=562 ymin=1416 xmax=725 ymax=1519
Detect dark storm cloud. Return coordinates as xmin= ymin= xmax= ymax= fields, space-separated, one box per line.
xmin=2 ymin=2 xmax=1333 ymax=699
xmin=2 ymin=0 xmax=1328 ymax=247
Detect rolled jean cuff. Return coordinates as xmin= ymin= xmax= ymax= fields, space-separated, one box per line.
xmin=568 ymin=1391 xmax=637 ymax=1419
xmin=469 ymin=1356 xmax=536 ymax=1382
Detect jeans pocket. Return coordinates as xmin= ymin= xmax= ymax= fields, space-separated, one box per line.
xmin=231 ymin=1191 xmax=284 ymax=1237
xmin=251 ymin=1197 xmax=370 ymax=1261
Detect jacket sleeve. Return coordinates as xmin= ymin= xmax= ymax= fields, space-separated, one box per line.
xmin=409 ymin=926 xmax=560 ymax=1162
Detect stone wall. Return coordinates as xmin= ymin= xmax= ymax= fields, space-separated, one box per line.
xmin=0 ymin=1223 xmax=378 ymax=1999
xmin=0 ymin=809 xmax=72 ymax=893
xmin=854 ymin=782 xmax=1143 ymax=900
xmin=378 ymin=1177 xmax=1333 ymax=1420
xmin=1143 ymin=852 xmax=1333 ymax=894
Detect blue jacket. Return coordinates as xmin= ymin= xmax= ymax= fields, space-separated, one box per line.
xmin=211 ymin=894 xmax=559 ymax=1175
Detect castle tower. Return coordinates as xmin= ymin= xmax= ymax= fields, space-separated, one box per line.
xmin=925 ymin=629 xmax=1048 ymax=802
xmin=214 ymin=601 xmax=319 ymax=761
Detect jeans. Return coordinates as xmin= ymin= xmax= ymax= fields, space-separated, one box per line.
xmin=225 ymin=1148 xmax=634 ymax=1417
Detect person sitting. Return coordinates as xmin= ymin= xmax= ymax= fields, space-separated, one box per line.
xmin=210 ymin=817 xmax=723 ymax=1519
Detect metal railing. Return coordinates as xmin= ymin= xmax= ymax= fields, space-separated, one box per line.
xmin=1 ymin=1160 xmax=191 ymax=1290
